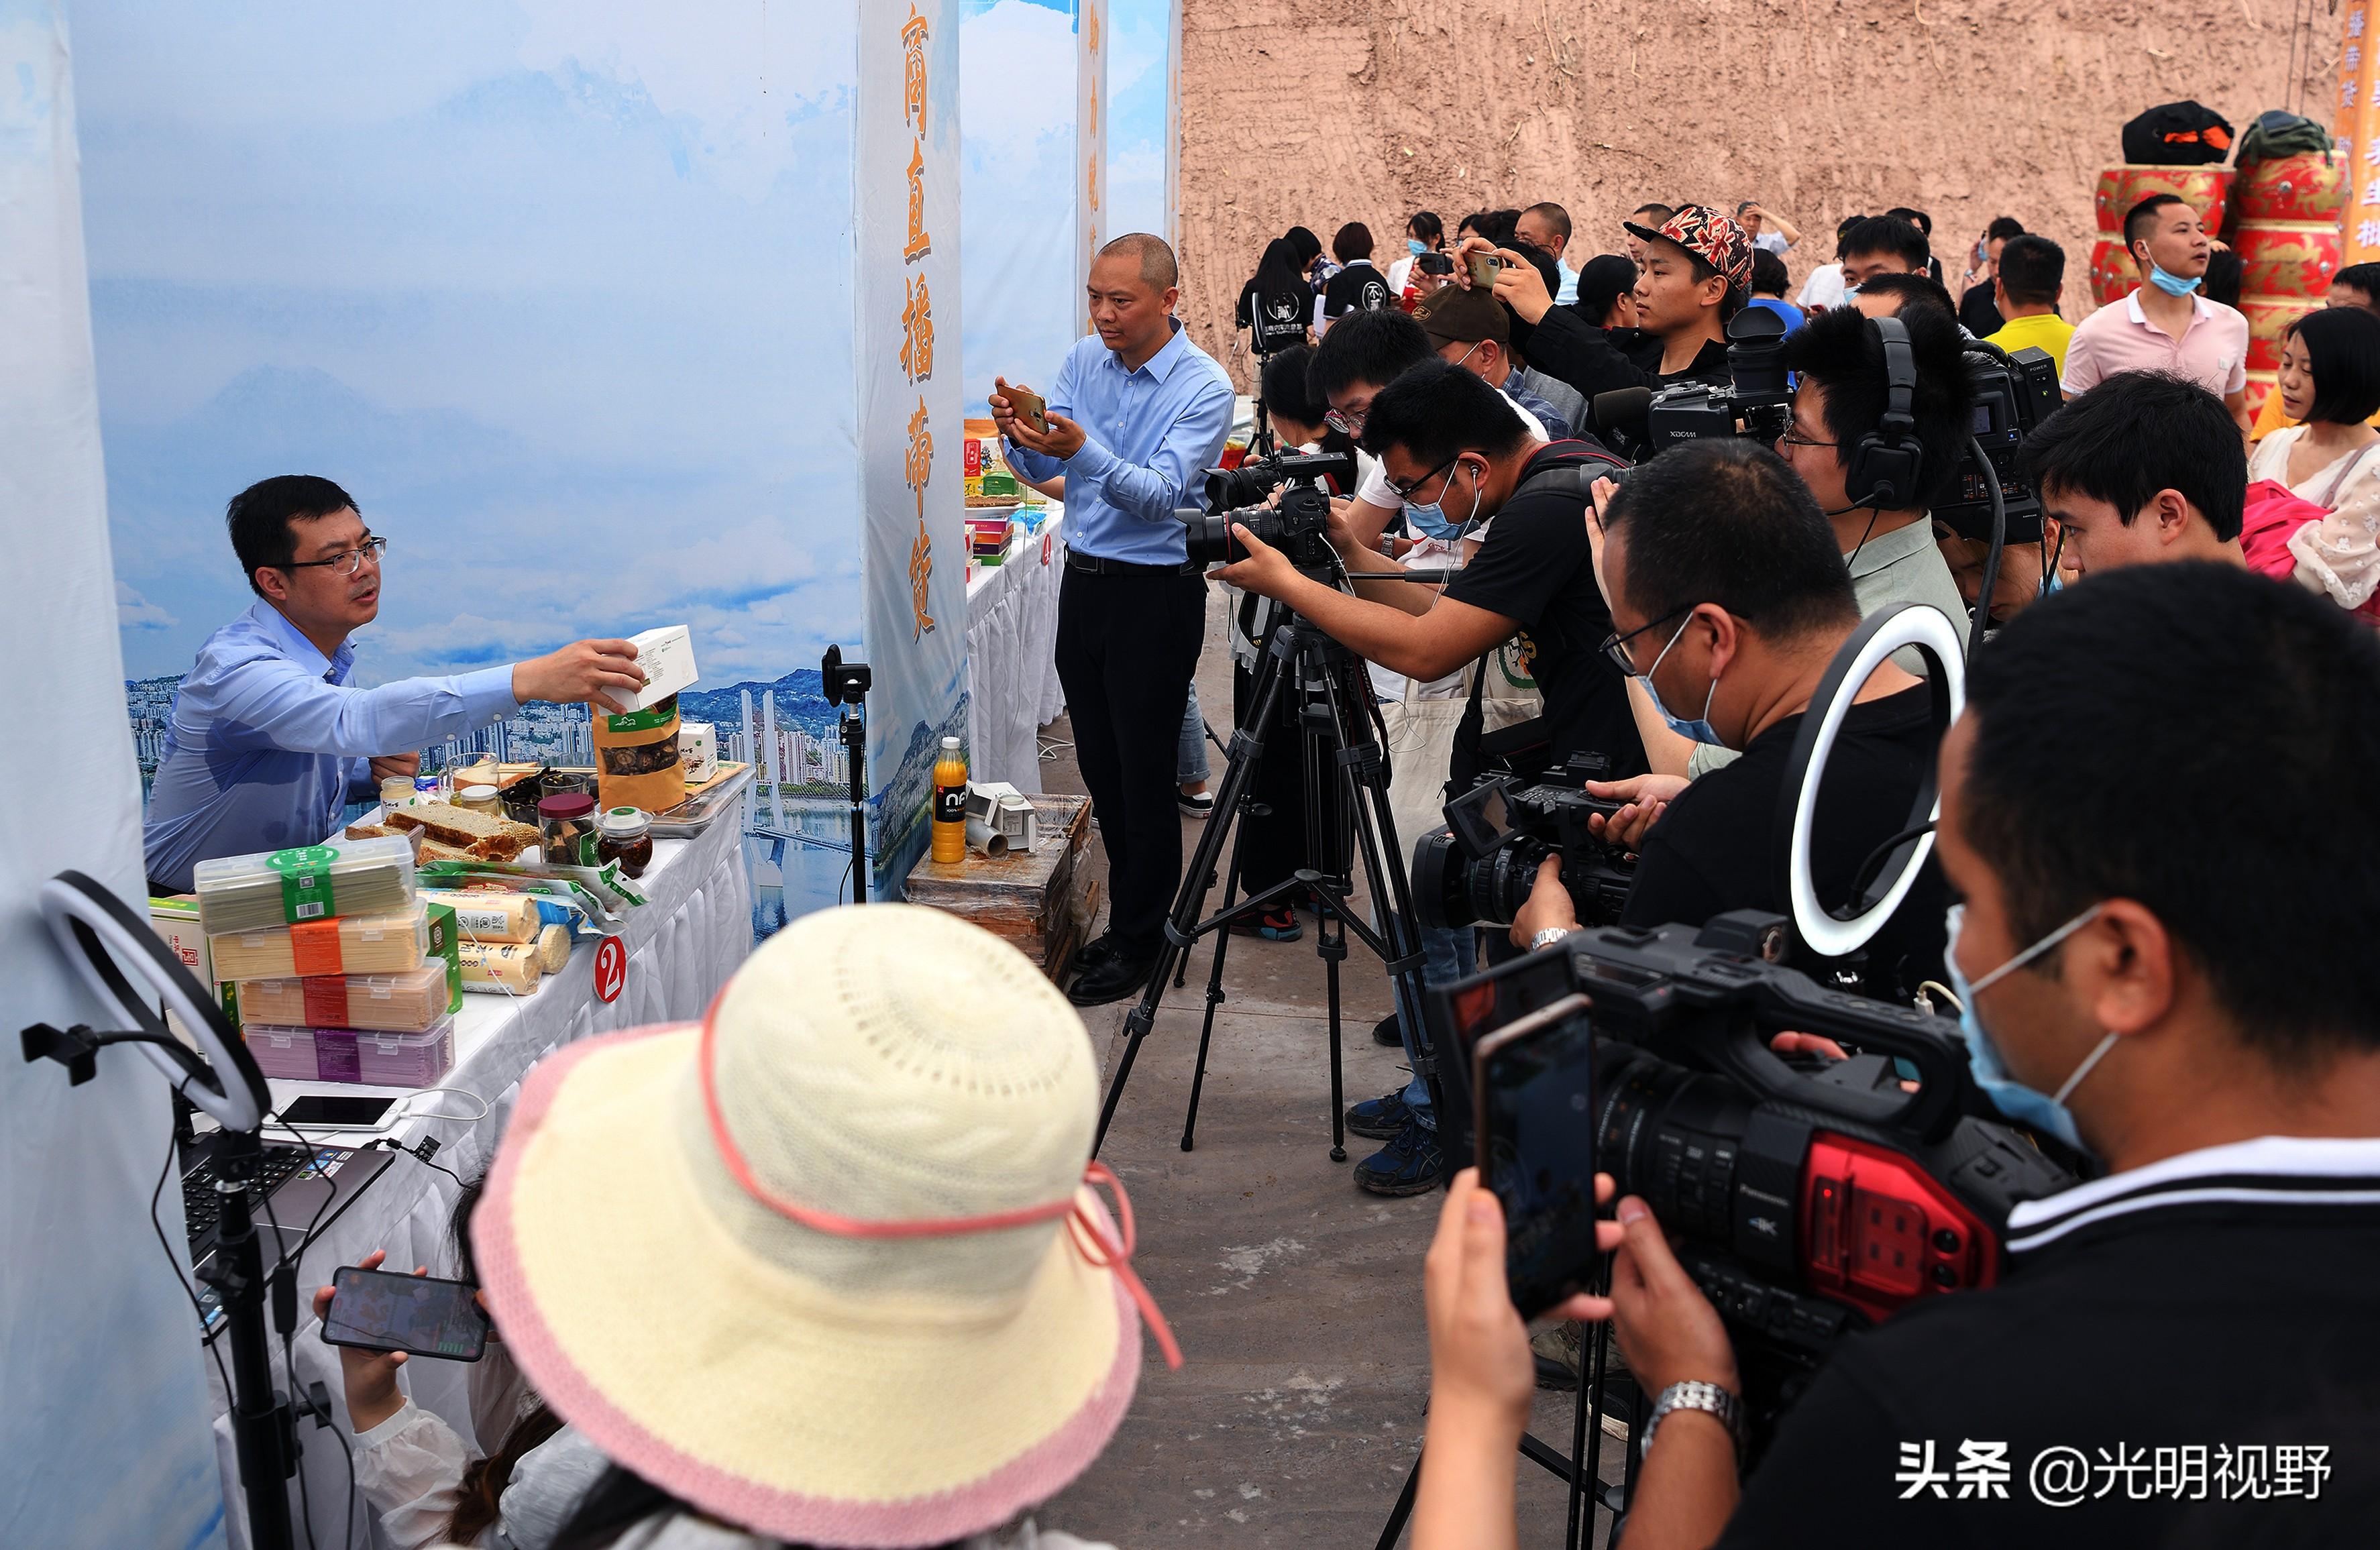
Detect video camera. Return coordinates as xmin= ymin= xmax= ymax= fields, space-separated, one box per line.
xmin=1592 ymin=307 xmax=1791 ymax=462
xmin=1410 ymin=755 xmax=1635 ymax=930
xmin=1934 ymin=342 xmax=2060 ymax=544
xmin=1182 ymin=449 xmax=1355 ymax=573
xmin=1432 ymin=913 xmax=2077 ymax=1438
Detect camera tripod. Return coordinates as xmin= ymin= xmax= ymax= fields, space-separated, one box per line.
xmin=1090 ymin=608 xmax=1433 ymax=1161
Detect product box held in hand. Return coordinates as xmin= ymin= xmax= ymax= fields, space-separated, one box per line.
xmin=604 ymin=624 xmax=699 ymax=714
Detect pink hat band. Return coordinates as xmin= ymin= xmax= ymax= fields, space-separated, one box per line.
xmin=697 ymin=1003 xmax=1183 ymax=1370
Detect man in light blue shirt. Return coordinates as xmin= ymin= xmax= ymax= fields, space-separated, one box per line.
xmin=143 ymin=476 xmax=646 ymax=891
xmin=992 ymin=233 xmax=1234 ymax=1004
xmin=1517 ymin=201 xmax=1580 ymax=307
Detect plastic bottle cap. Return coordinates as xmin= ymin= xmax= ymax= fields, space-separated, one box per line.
xmin=600 ymin=806 xmax=651 ymax=837
xmin=942 ymin=736 xmax=961 ymax=751
xmin=539 ymin=792 xmax=598 ymax=820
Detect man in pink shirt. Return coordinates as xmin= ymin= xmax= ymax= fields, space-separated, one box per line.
xmin=2061 ymin=194 xmax=2252 ymax=435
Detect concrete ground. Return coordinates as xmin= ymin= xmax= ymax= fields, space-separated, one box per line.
xmin=1032 ymin=589 xmax=1624 ymax=1548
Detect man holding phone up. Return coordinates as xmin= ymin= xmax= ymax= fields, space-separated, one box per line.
xmin=992 ymin=233 xmax=1235 ymax=1005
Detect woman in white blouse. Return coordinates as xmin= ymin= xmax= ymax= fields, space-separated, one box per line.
xmin=2249 ymin=305 xmax=2380 ymax=611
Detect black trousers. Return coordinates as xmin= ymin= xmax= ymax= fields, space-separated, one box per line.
xmin=1056 ymin=565 xmax=1207 ymax=956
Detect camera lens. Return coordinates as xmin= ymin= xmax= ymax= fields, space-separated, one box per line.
xmin=1592 ymin=1043 xmax=1756 ymax=1250
xmin=1181 ymin=507 xmax=1283 ymax=568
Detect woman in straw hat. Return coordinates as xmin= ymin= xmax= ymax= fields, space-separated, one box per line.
xmin=314 ymin=904 xmax=1180 ymax=1549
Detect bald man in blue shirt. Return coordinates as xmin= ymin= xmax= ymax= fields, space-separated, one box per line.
xmin=144 ymin=476 xmax=647 ymax=892
xmin=995 ymin=233 xmax=1236 ymax=1005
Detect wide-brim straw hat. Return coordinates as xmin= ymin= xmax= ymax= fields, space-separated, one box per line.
xmin=473 ymin=904 xmax=1174 ymax=1549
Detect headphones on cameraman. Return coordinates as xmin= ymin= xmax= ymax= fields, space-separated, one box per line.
xmin=1840 ymin=315 xmax=1925 ymax=511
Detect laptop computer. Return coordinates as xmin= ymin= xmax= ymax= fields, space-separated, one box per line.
xmin=180 ymin=1127 xmax=394 ymax=1342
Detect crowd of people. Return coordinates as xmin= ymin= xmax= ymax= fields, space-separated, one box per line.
xmin=292 ymin=186 xmax=2380 ymax=1549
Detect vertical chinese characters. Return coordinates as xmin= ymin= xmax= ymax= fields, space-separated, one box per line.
xmin=900 ymin=4 xmax=936 ymax=640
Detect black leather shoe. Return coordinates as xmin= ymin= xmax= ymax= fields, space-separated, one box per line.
xmin=1069 ymin=932 xmax=1123 ymax=976
xmin=1067 ymin=953 xmax=1156 ymax=1007
xmin=1371 ymin=1012 xmax=1403 ymax=1048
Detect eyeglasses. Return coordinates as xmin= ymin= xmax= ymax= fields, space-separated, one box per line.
xmin=1598 ymin=604 xmax=1692 ymax=677
xmin=1323 ymin=403 xmax=1370 ymax=436
xmin=1385 ymin=453 xmax=1460 ymax=502
xmin=1778 ymin=429 xmax=1839 ymax=450
xmin=280 ymin=536 xmax=389 ymax=576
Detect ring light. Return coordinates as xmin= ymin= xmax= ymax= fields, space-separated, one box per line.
xmin=1774 ymin=604 xmax=1965 ymax=962
xmin=40 ymin=871 xmax=268 ymax=1133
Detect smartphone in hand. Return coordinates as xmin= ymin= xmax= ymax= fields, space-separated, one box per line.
xmin=322 ymin=1266 xmax=491 ymax=1362
xmin=1472 ymin=993 xmax=1603 ymax=1319
xmin=1004 ymin=384 xmax=1048 ymax=435
xmin=1466 ymin=251 xmax=1505 ymax=290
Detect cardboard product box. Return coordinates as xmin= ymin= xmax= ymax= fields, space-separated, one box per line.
xmin=679 ymin=720 xmax=719 ymax=783
xmin=148 ymin=895 xmax=237 ymax=1044
xmin=604 ymin=624 xmax=700 ymax=714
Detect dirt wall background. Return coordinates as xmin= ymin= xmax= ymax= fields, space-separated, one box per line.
xmin=1175 ymin=0 xmax=2338 ymax=386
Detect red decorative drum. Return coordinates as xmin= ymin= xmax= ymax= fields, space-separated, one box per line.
xmin=2234 ymin=153 xmax=2348 ymax=225
xmin=2094 ymin=164 xmax=2232 ymax=235
xmin=2232 ymin=220 xmax=2344 ymax=300
xmin=2088 ymin=238 xmax=2136 ymax=307
xmin=2243 ymin=296 xmax=2322 ymax=374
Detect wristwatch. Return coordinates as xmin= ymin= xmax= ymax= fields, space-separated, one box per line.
xmin=1643 ymin=1380 xmax=1742 ymax=1457
xmin=1529 ymin=926 xmax=1574 ymax=952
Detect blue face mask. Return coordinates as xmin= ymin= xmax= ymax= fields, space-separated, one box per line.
xmin=1408 ymin=237 xmax=1429 ymax=257
xmin=1635 ymin=610 xmax=1725 ymax=744
xmin=1403 ymin=457 xmax=1480 ymax=542
xmin=1943 ymin=901 xmax=2118 ymax=1152
xmin=2146 ymin=261 xmax=2202 ymax=297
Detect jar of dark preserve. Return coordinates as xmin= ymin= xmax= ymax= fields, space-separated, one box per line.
xmin=596 ymin=806 xmax=654 ymax=877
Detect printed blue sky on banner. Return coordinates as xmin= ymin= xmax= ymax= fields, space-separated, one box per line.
xmin=78 ymin=1 xmax=863 ymax=694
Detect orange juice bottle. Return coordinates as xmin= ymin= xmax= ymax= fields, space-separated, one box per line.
xmin=932 ymin=737 xmax=969 ymax=863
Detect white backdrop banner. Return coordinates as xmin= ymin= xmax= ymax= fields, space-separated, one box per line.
xmin=860 ymin=0 xmax=970 ymax=896
xmin=1075 ymin=0 xmax=1108 ymax=325
xmin=0 ymin=4 xmax=229 ymax=1545
xmin=959 ymin=0 xmax=1077 ymax=416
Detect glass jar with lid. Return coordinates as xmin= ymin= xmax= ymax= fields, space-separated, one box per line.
xmin=538 ymin=792 xmax=600 ymax=867
xmin=596 ymin=806 xmax=654 ymax=877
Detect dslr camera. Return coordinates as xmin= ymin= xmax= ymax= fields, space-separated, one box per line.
xmin=1434 ymin=913 xmax=2076 ymax=1443
xmin=1933 ymin=342 xmax=2060 ymax=544
xmin=1181 ymin=449 xmax=1355 ymax=575
xmin=1410 ymin=756 xmax=1637 ymax=930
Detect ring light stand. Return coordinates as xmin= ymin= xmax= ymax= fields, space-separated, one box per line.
xmin=22 ymin=871 xmax=301 ymax=1550
xmin=1772 ymin=603 xmax=1965 ymax=964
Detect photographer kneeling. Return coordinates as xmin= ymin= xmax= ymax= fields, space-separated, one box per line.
xmin=1419 ymin=562 xmax=2380 ymax=1549
xmin=1511 ymin=438 xmax=1948 ymax=1001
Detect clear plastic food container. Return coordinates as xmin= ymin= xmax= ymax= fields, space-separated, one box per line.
xmin=237 ymin=961 xmax=454 ymax=1034
xmin=194 ymin=835 xmax=419 ymax=936
xmin=241 ymin=1017 xmax=456 ymax=1088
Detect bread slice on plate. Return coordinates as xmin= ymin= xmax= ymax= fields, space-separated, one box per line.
xmin=384 ymin=801 xmax=541 ymax=862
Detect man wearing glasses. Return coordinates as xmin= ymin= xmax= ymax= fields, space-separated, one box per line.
xmin=1505 ymin=437 xmax=1950 ymax=1005
xmin=142 ymin=476 xmax=645 ymax=892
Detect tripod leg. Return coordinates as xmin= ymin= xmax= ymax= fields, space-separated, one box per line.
xmin=1093 ymin=634 xmax=1295 ymax=1158
xmin=1181 ymin=796 xmax=1258 ymax=1152
xmin=1372 ymin=1449 xmax=1423 ymax=1550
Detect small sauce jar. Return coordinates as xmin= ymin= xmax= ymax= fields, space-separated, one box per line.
xmin=538 ymin=792 xmax=599 ymax=867
xmin=380 ymin=775 xmax=415 ymax=809
xmin=456 ymin=783 xmax=501 ymax=816
xmin=596 ymin=806 xmax=654 ymax=877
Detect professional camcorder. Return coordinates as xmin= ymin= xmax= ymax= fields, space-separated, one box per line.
xmin=1182 ymin=449 xmax=1354 ymax=572
xmin=1411 ymin=757 xmax=1635 ymax=930
xmin=1591 ymin=307 xmax=1791 ymax=461
xmin=1934 ymin=342 xmax=2060 ymax=544
xmin=1433 ymin=912 xmax=2077 ymax=1440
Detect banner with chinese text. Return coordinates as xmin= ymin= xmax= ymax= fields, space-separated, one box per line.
xmin=1075 ymin=0 xmax=1108 ymax=327
xmin=859 ymin=0 xmax=969 ymax=897
xmin=2343 ymin=1 xmax=2380 ymax=264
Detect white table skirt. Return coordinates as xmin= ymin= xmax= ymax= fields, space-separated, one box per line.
xmin=965 ymin=509 xmax=1067 ymax=790
xmin=206 ymin=810 xmax=751 ymax=1550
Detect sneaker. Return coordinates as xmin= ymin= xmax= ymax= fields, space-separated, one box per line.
xmin=1531 ymin=1320 xmax=1584 ymax=1390
xmin=1179 ymin=786 xmax=1215 ymax=818
xmin=1353 ymin=1117 xmax=1443 ymax=1197
xmin=1228 ymin=904 xmax=1303 ymax=942
xmin=1344 ymin=1088 xmax=1412 ymax=1140
xmin=1371 ymin=1011 xmax=1403 ymax=1048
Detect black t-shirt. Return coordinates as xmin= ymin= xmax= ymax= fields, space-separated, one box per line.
xmin=1959 ymin=284 xmax=2005 ymax=337
xmin=1321 ymin=261 xmax=1392 ymax=318
xmin=1715 ymin=1146 xmax=2380 ymax=1547
xmin=1517 ymin=305 xmax=1733 ymax=402
xmin=1238 ymin=276 xmax=1311 ymax=351
xmin=1442 ymin=442 xmax=1647 ymax=781
xmin=1621 ymin=684 xmax=1943 ymax=1001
